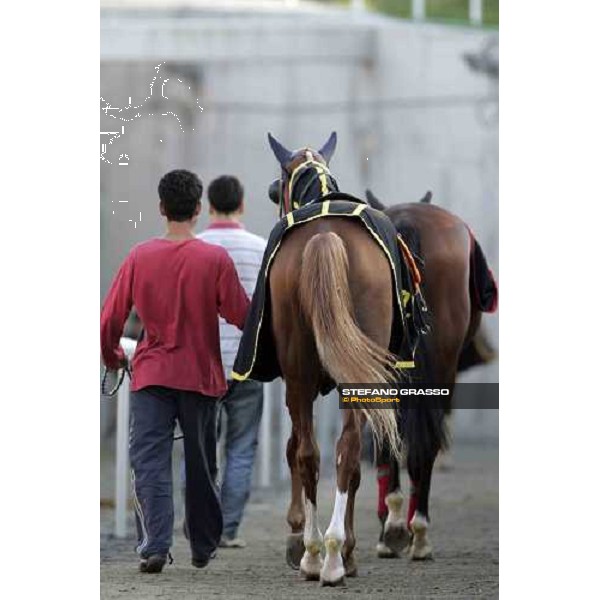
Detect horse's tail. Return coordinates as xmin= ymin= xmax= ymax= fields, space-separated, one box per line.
xmin=299 ymin=231 xmax=401 ymax=457
xmin=399 ymin=396 xmax=449 ymax=474
xmin=468 ymin=231 xmax=498 ymax=313
xmin=396 ymin=220 xmax=448 ymax=469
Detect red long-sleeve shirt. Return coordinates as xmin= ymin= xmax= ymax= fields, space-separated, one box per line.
xmin=100 ymin=238 xmax=250 ymax=397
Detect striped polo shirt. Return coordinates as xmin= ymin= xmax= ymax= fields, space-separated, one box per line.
xmin=198 ymin=220 xmax=267 ymax=380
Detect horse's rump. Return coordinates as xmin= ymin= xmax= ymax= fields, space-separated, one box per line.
xmin=232 ymin=198 xmax=425 ymax=391
xmin=297 ymin=227 xmax=401 ymax=455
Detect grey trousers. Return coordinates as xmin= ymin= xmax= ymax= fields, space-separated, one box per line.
xmin=130 ymin=386 xmax=222 ymax=561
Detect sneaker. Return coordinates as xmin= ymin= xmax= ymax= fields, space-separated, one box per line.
xmin=191 ymin=556 xmax=208 ymax=569
xmin=191 ymin=549 xmax=217 ymax=569
xmin=139 ymin=554 xmax=167 ymax=573
xmin=219 ymin=536 xmax=247 ymax=549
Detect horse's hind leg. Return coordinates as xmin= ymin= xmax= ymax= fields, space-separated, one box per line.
xmin=288 ymin=381 xmax=322 ymax=581
xmin=285 ymin=402 xmax=305 ymax=569
xmin=407 ymin=360 xmax=458 ymax=559
xmin=381 ymin=451 xmax=410 ymax=557
xmin=321 ymin=409 xmax=362 ymax=586
xmin=342 ymin=410 xmax=367 ymax=577
xmin=375 ymin=440 xmax=400 ymax=557
xmin=342 ymin=461 xmax=360 ymax=577
xmin=406 ymin=455 xmax=435 ymax=560
xmin=374 ymin=435 xmax=410 ymax=558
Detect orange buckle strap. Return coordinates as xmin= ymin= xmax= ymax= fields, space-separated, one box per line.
xmin=396 ymin=234 xmax=422 ymax=288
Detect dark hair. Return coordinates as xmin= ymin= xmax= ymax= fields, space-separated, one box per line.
xmin=208 ymin=175 xmax=244 ymax=214
xmin=158 ymin=169 xmax=203 ymax=222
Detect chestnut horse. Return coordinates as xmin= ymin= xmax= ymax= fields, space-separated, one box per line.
xmin=364 ymin=189 xmax=497 ymax=560
xmin=265 ymin=133 xmax=404 ymax=586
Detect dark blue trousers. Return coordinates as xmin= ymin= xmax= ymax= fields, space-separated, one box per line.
xmin=129 ymin=386 xmax=222 ymax=561
xmin=180 ymin=379 xmax=264 ymax=539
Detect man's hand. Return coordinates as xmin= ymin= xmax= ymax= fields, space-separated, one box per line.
xmin=102 ymin=348 xmax=129 ymax=372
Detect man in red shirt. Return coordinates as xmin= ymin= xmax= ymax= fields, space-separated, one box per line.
xmin=101 ymin=169 xmax=250 ymax=573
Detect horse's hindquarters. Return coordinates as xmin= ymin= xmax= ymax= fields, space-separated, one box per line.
xmin=269 ymin=217 xmax=395 ymax=384
xmin=269 ymin=216 xmax=402 ymax=585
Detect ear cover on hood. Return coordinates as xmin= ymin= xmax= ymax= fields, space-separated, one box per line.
xmin=268 ymin=179 xmax=281 ymax=205
xmin=267 ymin=133 xmax=293 ymax=167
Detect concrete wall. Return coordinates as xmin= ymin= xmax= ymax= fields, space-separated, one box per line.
xmin=100 ymin=2 xmax=499 ymax=440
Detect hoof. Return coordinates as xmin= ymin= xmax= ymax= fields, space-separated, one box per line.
xmin=383 ymin=522 xmax=411 ymax=555
xmin=376 ymin=541 xmax=398 ymax=558
xmin=300 ymin=549 xmax=323 ymax=581
xmin=286 ymin=533 xmax=305 ymax=570
xmin=320 ymin=574 xmax=345 ymax=587
xmin=409 ymin=547 xmax=433 ymax=561
xmin=409 ymin=513 xmax=433 ymax=561
xmin=300 ymin=567 xmax=321 ymax=581
xmin=321 ymin=536 xmax=345 ymax=586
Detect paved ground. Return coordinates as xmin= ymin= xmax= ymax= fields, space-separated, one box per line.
xmin=100 ymin=442 xmax=498 ymax=599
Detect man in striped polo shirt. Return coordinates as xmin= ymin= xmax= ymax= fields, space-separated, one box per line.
xmin=199 ymin=175 xmax=267 ymax=548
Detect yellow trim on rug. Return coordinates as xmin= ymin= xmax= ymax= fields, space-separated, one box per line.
xmin=230 ymin=235 xmax=286 ymax=381
xmin=395 ymin=360 xmax=415 ymax=369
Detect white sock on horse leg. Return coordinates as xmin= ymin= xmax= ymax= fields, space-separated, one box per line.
xmin=303 ymin=500 xmax=323 ymax=553
xmin=325 ymin=489 xmax=347 ymax=543
xmin=385 ymin=491 xmax=404 ymax=526
xmin=321 ymin=489 xmax=347 ymax=584
xmin=409 ymin=511 xmax=433 ymax=560
xmin=300 ymin=500 xmax=323 ymax=578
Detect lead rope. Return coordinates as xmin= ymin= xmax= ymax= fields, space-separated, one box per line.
xmin=100 ymin=363 xmax=132 ymax=397
xmin=101 ymin=363 xmax=185 ymax=441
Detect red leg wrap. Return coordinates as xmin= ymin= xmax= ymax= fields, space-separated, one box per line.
xmin=407 ymin=485 xmax=418 ymax=527
xmin=377 ymin=466 xmax=391 ymax=519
